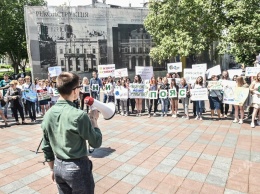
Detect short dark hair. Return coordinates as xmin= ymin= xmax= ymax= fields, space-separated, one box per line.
xmin=57 ymin=72 xmax=79 ymax=95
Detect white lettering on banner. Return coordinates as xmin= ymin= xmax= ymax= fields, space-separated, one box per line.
xmin=245 ymin=67 xmax=260 ymax=76
xmin=149 ymin=91 xmax=158 ymax=99
xmin=98 ymin=64 xmax=115 ymax=78
xmin=192 ymin=63 xmax=207 ymax=72
xmin=167 ymin=62 xmax=182 ymax=73
xmin=135 ymin=66 xmax=154 ymax=81
xmin=114 ymin=68 xmax=128 ymax=78
xmin=190 ymin=88 xmax=208 ymax=101
xmin=168 ymin=89 xmax=177 ymax=98
xmin=184 ymin=69 xmax=205 ymax=84
xmin=159 ymin=90 xmax=168 ymax=99
xmin=179 ymin=88 xmax=186 ymax=98
xmin=92 ymin=84 xmax=99 ymax=92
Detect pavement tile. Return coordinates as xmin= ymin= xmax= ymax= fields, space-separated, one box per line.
xmin=170 ymin=167 xmax=189 ymax=178
xmin=109 ymin=181 xmax=134 ymax=194
xmin=128 ymin=186 xmax=153 ymax=194
xmin=96 ymin=176 xmax=118 ymax=190
xmin=187 ymin=171 xmax=207 ymax=182
xmin=146 ymin=171 xmax=167 ymax=182
xmin=0 ymin=180 xmax=25 ymax=193
xmin=121 ymin=173 xmax=143 ymax=186
xmin=201 ymin=183 xmax=225 ymax=194
xmin=180 ymin=178 xmax=203 ymax=192
xmin=162 ymin=174 xmax=184 ymax=187
xmin=154 ymin=182 xmax=179 ymax=194
xmin=137 ymin=177 xmax=160 ymax=191
xmin=224 ymin=188 xmax=247 ymax=194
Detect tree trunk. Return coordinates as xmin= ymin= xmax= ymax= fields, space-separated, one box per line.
xmin=13 ymin=63 xmax=19 ymax=74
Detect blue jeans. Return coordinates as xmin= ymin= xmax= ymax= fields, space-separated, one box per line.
xmin=103 ymin=94 xmax=107 ymax=103
xmin=196 ymin=101 xmax=205 ymax=117
xmin=91 ymin=92 xmax=100 ymax=101
xmin=54 ymin=156 xmax=94 ymax=194
xmin=161 ymin=98 xmax=169 ymax=115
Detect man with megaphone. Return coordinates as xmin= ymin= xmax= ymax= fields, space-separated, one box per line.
xmin=41 ymin=72 xmax=102 ymax=194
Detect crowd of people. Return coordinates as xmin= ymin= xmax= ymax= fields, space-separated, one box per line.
xmin=1 ymin=70 xmax=260 ymax=128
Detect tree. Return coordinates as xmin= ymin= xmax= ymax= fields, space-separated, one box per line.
xmin=0 ymin=0 xmax=46 ymax=74
xmin=144 ymin=0 xmax=225 ymax=63
xmin=218 ymin=0 xmax=260 ymax=66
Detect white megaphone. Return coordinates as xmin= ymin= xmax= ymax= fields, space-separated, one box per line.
xmin=84 ymin=96 xmax=116 ymax=120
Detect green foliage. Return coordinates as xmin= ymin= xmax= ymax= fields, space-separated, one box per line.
xmin=144 ymin=0 xmax=260 ymax=66
xmin=0 ymin=0 xmax=46 ymax=73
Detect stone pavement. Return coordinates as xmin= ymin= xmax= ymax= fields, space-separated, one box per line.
xmin=0 ymin=111 xmax=260 ymax=194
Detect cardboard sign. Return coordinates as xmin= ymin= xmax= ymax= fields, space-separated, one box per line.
xmin=178 ymin=88 xmax=187 ymax=98
xmin=192 ymin=63 xmax=207 ymax=72
xmin=114 ymin=68 xmax=128 ymax=78
xmin=135 ymin=66 xmax=154 ymax=81
xmin=91 ymin=84 xmax=99 ymax=92
xmin=207 ymin=81 xmax=223 ymax=90
xmin=252 ymin=94 xmax=260 ymax=104
xmin=48 ymin=66 xmax=62 ymax=77
xmin=168 ymin=89 xmax=177 ymax=98
xmin=206 ymin=65 xmax=221 ymax=79
xmin=167 ymin=62 xmax=182 ymax=73
xmin=22 ymin=89 xmax=37 ymax=102
xmin=105 ymin=83 xmax=113 ymax=91
xmin=148 ymin=91 xmax=158 ymax=99
xmin=98 ymin=64 xmax=115 ymax=78
xmin=184 ymin=69 xmax=205 ymax=84
xmin=190 ymin=88 xmax=208 ymax=101
xmin=159 ymin=90 xmax=168 ymax=99
xmin=37 ymin=90 xmax=51 ymax=101
xmin=245 ymin=67 xmax=260 ymax=76
xmin=52 ymin=88 xmax=59 ymax=97
xmin=228 ymin=69 xmax=243 ymax=79
xmin=224 ymin=87 xmax=249 ymax=105
xmin=84 ymin=85 xmax=90 ymax=93
xmin=114 ymin=87 xmax=128 ymax=99
xmin=129 ymin=83 xmax=146 ymax=99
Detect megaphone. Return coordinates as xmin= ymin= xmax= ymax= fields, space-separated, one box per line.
xmin=84 ymin=96 xmax=116 ymax=120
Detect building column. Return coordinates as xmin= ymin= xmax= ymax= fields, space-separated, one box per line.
xmin=136 ymin=57 xmax=138 ymax=66
xmin=73 ymin=58 xmax=77 ymax=71
xmin=129 ymin=56 xmax=132 ymax=70
xmin=143 ymin=57 xmax=146 ymax=66
xmin=65 ymin=58 xmax=69 ymax=71
xmin=80 ymin=58 xmax=84 ymax=71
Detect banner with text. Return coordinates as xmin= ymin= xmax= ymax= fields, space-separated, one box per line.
xmin=167 ymin=62 xmax=182 ymax=73
xmin=192 ymin=63 xmax=207 ymax=72
xmin=190 ymin=88 xmax=208 ymax=101
xmin=207 ymin=81 xmax=223 ymax=90
xmin=245 ymin=67 xmax=260 ymax=76
xmin=114 ymin=68 xmax=128 ymax=78
xmin=135 ymin=66 xmax=154 ymax=81
xmin=184 ymin=69 xmax=205 ymax=84
xmin=98 ymin=64 xmax=115 ymax=78
xmin=129 ymin=83 xmax=146 ymax=99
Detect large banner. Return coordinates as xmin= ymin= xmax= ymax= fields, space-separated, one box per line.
xmin=129 ymin=83 xmax=147 ymax=99
xmin=135 ymin=66 xmax=154 ymax=81
xmin=183 ymin=69 xmax=205 ymax=84
xmin=98 ymin=64 xmax=115 ymax=78
xmin=24 ymin=6 xmax=153 ymax=78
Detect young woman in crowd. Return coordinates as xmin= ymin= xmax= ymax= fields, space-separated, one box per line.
xmin=0 ymin=91 xmax=8 ymax=126
xmin=23 ymin=76 xmax=36 ymax=122
xmin=48 ymin=81 xmax=59 ymax=107
xmin=106 ymin=76 xmax=115 ymax=103
xmin=115 ymin=80 xmax=121 ymax=114
xmin=159 ymin=77 xmax=170 ymax=117
xmin=208 ymin=75 xmax=221 ymax=120
xmin=120 ymin=79 xmax=128 ymax=116
xmin=148 ymin=76 xmax=158 ymax=117
xmin=220 ymin=70 xmax=230 ymax=117
xmin=102 ymin=78 xmax=108 ymax=103
xmin=157 ymin=77 xmax=163 ymax=110
xmin=134 ymin=75 xmax=143 ymax=116
xmin=194 ymin=76 xmax=205 ymax=120
xmin=233 ymin=76 xmax=248 ymax=124
xmin=34 ymin=78 xmax=41 ymax=115
xmin=80 ymin=77 xmax=90 ymax=112
xmin=230 ymin=75 xmax=238 ymax=115
xmin=6 ymin=80 xmax=25 ymax=124
xmin=37 ymin=80 xmax=50 ymax=116
xmin=249 ymin=72 xmax=260 ymax=128
xmin=170 ymin=78 xmax=179 ymax=118
xmin=179 ymin=78 xmax=190 ymax=119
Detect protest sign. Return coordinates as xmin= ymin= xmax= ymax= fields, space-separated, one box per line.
xmin=105 ymin=83 xmax=113 ymax=92
xmin=159 ymin=90 xmax=168 ymax=99
xmin=224 ymin=87 xmax=249 ymax=105
xmin=245 ymin=67 xmax=260 ymax=76
xmin=144 ymin=80 xmax=150 ymax=98
xmin=91 ymin=84 xmax=99 ymax=92
xmin=114 ymin=87 xmax=128 ymax=99
xmin=52 ymin=88 xmax=60 ymax=97
xmin=221 ymin=80 xmax=236 ymax=88
xmin=228 ymin=69 xmax=243 ymax=79
xmin=175 ymin=78 xmax=180 ymax=85
xmin=148 ymin=91 xmax=158 ymax=99
xmin=192 ymin=63 xmax=207 ymax=72
xmin=129 ymin=83 xmax=146 ymax=99
xmin=207 ymin=81 xmax=223 ymax=90
xmin=22 ymin=89 xmax=37 ymax=102
xmin=184 ymin=69 xmax=205 ymax=84
xmin=190 ymin=88 xmax=208 ymax=101
xmin=167 ymin=62 xmax=182 ymax=73
xmin=252 ymin=94 xmax=260 ymax=104
xmin=115 ymin=68 xmax=128 ymax=78
xmin=168 ymin=89 xmax=177 ymax=98
xmin=135 ymin=66 xmax=153 ymax=80
xmin=37 ymin=90 xmax=51 ymax=101
xmin=223 ymin=83 xmax=235 ymax=104
xmin=206 ymin=65 xmax=221 ymax=79
xmin=84 ymin=85 xmax=90 ymax=93
xmin=178 ymin=88 xmax=186 ymax=98
xmin=98 ymin=64 xmax=115 ymax=78
xmin=48 ymin=66 xmax=62 ymax=77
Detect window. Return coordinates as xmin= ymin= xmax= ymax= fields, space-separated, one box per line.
xmin=76 ymin=48 xmax=80 ymax=54
xmin=69 ymin=49 xmax=71 ymax=53
xmin=132 ymin=47 xmax=136 ymax=54
xmin=92 ymin=48 xmax=96 ymax=54
xmin=84 ymin=49 xmax=87 ymax=53
xmin=61 ymin=60 xmax=64 ymax=66
xmin=60 ymin=49 xmax=63 ymax=54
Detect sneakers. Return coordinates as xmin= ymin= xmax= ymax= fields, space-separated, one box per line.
xmin=233 ymin=118 xmax=238 ymax=123
xmin=200 ymin=117 xmax=203 ymax=121
xmin=161 ymin=114 xmax=164 ymax=117
xmin=164 ymin=114 xmax=167 ymax=117
xmin=238 ymin=119 xmax=243 ymax=124
xmin=251 ymin=122 xmax=255 ymax=128
xmin=172 ymin=114 xmax=176 ymax=118
xmin=194 ymin=116 xmax=199 ymax=120
xmin=148 ymin=114 xmax=151 ymax=118
xmin=121 ymin=112 xmax=124 ymax=116
xmin=124 ymin=114 xmax=128 ymax=117
xmin=153 ymin=113 xmax=156 ymax=117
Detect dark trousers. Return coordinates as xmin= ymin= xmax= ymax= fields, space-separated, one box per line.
xmin=81 ymin=93 xmax=90 ymax=113
xmin=103 ymin=94 xmax=107 ymax=103
xmin=193 ymin=101 xmax=196 ymax=116
xmin=148 ymin=99 xmax=158 ymax=114
xmin=220 ymin=103 xmax=229 ymax=115
xmin=116 ymin=99 xmax=120 ymax=112
xmin=108 ymin=96 xmax=114 ymax=103
xmin=54 ymin=157 xmax=94 ymax=194
xmin=130 ymin=99 xmax=136 ymax=113
xmin=26 ymin=100 xmax=36 ymax=120
xmin=11 ymin=104 xmax=25 ymax=122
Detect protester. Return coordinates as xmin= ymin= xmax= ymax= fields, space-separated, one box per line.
xmin=0 ymin=74 xmax=11 ymax=118
xmin=134 ymin=75 xmax=143 ymax=116
xmin=148 ymin=76 xmax=158 ymax=117
xmin=249 ymin=72 xmax=260 ymax=128
xmin=194 ymin=76 xmax=205 ymax=120
xmin=208 ymin=75 xmax=221 ymax=120
xmin=120 ymin=80 xmax=128 ymax=116
xmin=41 ymin=72 xmax=102 ymax=194
xmin=0 ymin=92 xmax=8 ymax=126
xmin=220 ymin=70 xmax=230 ymax=117
xmin=80 ymin=77 xmax=90 ymax=112
xmin=179 ymin=78 xmax=190 ymax=119
xmin=23 ymin=76 xmax=36 ymax=122
xmin=170 ymin=78 xmax=179 ymax=118
xmin=6 ymin=80 xmax=26 ymax=125
xmin=37 ymin=80 xmax=50 ymax=116
xmin=159 ymin=77 xmax=170 ymax=117
xmin=90 ymin=71 xmax=102 ymax=100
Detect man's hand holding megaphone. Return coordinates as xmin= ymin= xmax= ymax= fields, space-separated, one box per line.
xmin=84 ymin=96 xmax=116 ymax=120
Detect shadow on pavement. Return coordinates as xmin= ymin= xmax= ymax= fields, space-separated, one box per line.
xmin=90 ymin=147 xmax=116 ymax=158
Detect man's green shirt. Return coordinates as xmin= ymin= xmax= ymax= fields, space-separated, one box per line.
xmin=41 ymin=100 xmax=102 ymax=162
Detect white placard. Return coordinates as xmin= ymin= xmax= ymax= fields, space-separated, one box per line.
xmin=190 ymin=88 xmax=208 ymax=101
xmin=148 ymin=91 xmax=158 ymax=99
xmin=115 ymin=68 xmax=128 ymax=78
xmin=206 ymin=65 xmax=221 ymax=79
xmin=135 ymin=66 xmax=154 ymax=81
xmin=167 ymin=62 xmax=182 ymax=73
xmin=192 ymin=63 xmax=207 ymax=72
xmin=48 ymin=66 xmax=62 ymax=77
xmin=114 ymin=87 xmax=128 ymax=99
xmin=91 ymin=84 xmax=99 ymax=92
xmin=245 ymin=67 xmax=260 ymax=76
xmin=84 ymin=85 xmax=90 ymax=93
xmin=98 ymin=64 xmax=115 ymax=78
xmin=129 ymin=83 xmax=146 ymax=99
xmin=159 ymin=90 xmax=168 ymax=99
xmin=168 ymin=89 xmax=177 ymax=98
xmin=184 ymin=69 xmax=205 ymax=84
xmin=228 ymin=69 xmax=243 ymax=79
xmin=178 ymin=88 xmax=187 ymax=98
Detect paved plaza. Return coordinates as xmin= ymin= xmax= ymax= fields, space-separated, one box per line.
xmin=0 ymin=110 xmax=260 ymax=194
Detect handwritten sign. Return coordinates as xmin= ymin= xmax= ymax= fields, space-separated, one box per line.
xmin=206 ymin=65 xmax=221 ymax=79
xmin=114 ymin=87 xmax=128 ymax=99
xmin=245 ymin=67 xmax=260 ymax=76
xmin=135 ymin=66 xmax=154 ymax=81
xmin=115 ymin=68 xmax=128 ymax=78
xmin=184 ymin=69 xmax=205 ymax=84
xmin=192 ymin=63 xmax=207 ymax=72
xmin=224 ymin=87 xmax=249 ymax=105
xmin=190 ymin=88 xmax=208 ymax=101
xmin=167 ymin=62 xmax=182 ymax=73
xmin=48 ymin=66 xmax=62 ymax=77
xmin=228 ymin=69 xmax=243 ymax=79
xmin=207 ymin=81 xmax=223 ymax=90
xmin=22 ymin=89 xmax=37 ymax=102
xmin=98 ymin=64 xmax=115 ymax=78
xmin=37 ymin=90 xmax=51 ymax=101
xmin=129 ymin=83 xmax=146 ymax=99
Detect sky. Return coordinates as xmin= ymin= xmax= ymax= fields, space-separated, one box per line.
xmin=46 ymin=0 xmax=146 ymax=7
